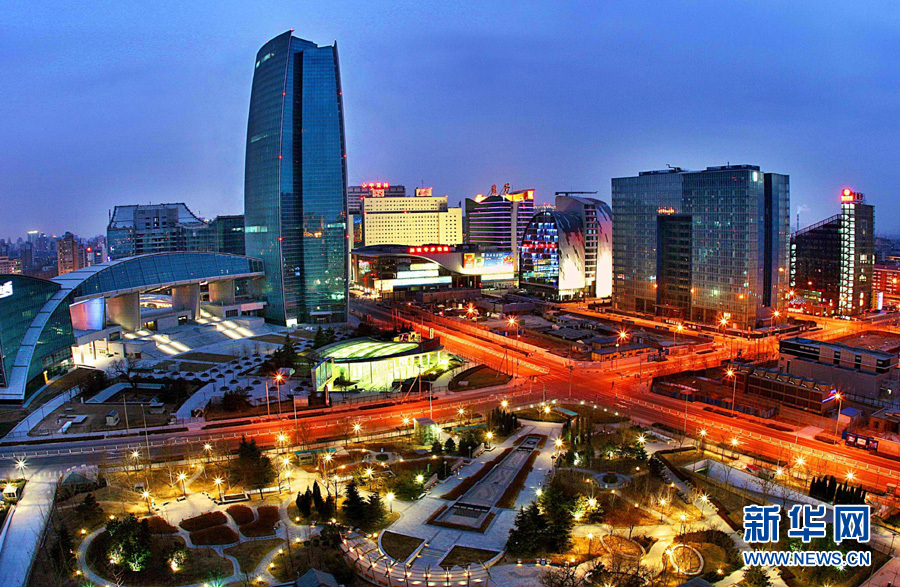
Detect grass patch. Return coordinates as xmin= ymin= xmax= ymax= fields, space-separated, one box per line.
xmin=87 ymin=533 xmax=232 ymax=586
xmin=224 ymin=538 xmax=284 ymax=574
xmin=449 ymin=366 xmax=511 ymax=391
xmin=674 ymin=529 xmax=742 ymax=583
xmin=380 ymin=531 xmax=423 ymax=562
xmin=440 ymin=448 xmax=512 ymax=500
xmin=190 ymin=525 xmax=239 ymax=546
xmin=440 ymin=546 xmax=499 ymax=568
xmin=226 ymin=504 xmax=254 ymax=525
xmin=496 ymin=450 xmax=539 ymax=509
xmin=180 ymin=511 xmax=227 ymax=532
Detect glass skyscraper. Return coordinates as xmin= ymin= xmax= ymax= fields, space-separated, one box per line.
xmin=244 ymin=31 xmax=348 ymax=326
xmin=612 ymin=165 xmax=789 ymax=330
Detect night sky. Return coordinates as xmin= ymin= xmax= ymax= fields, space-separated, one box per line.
xmin=1 ymin=1 xmax=897 ymax=238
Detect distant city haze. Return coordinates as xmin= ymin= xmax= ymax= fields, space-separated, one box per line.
xmin=1 ymin=1 xmax=897 ymax=237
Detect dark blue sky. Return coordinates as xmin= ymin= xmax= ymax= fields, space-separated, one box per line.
xmin=1 ymin=1 xmax=897 ymax=238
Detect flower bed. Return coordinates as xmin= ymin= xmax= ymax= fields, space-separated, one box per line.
xmin=226 ymin=504 xmax=255 ymax=526
xmin=180 ymin=511 xmax=227 ymax=532
xmin=146 ymin=516 xmax=178 ymax=534
xmin=189 ymin=524 xmax=239 ymax=546
xmin=239 ymin=505 xmax=281 ymax=538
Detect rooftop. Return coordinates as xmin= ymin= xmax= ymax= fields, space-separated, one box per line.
xmin=315 ymin=338 xmax=420 ymax=361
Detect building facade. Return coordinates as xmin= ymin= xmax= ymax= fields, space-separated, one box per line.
xmin=357 ymin=194 xmax=462 ymax=248
xmin=348 ymin=183 xmax=406 ymax=215
xmin=244 ymin=31 xmax=349 ymax=326
xmin=107 ymin=203 xmax=212 ymax=260
xmin=57 ymin=232 xmax=86 ymax=276
xmin=790 ymin=189 xmax=874 ymax=316
xmin=555 ymin=195 xmax=613 ymax=298
xmin=209 ymin=215 xmax=246 ymax=256
xmin=464 ymin=185 xmax=536 ymax=274
xmin=519 ymin=210 xmax=586 ymax=299
xmin=612 ymin=165 xmax=790 ymax=330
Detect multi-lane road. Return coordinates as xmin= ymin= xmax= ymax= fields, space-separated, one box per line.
xmin=2 ymin=299 xmax=899 ymax=497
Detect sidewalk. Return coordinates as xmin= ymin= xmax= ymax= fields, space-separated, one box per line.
xmin=0 ymin=473 xmax=57 ymax=587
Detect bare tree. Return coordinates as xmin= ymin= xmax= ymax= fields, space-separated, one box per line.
xmin=111 ymin=356 xmax=142 ymax=391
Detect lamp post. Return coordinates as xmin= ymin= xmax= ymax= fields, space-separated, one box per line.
xmin=15 ymin=458 xmax=26 ymax=481
xmin=386 ymin=492 xmax=395 ymax=513
xmin=674 ymin=323 xmax=684 ymax=344
xmin=142 ymin=490 xmax=152 ymax=515
xmin=177 ymin=472 xmax=187 ymax=498
xmin=353 ymin=422 xmax=362 ymax=441
xmin=485 ymin=431 xmax=493 ymax=450
xmin=274 ymin=373 xmax=284 ymax=416
xmin=833 ymin=392 xmax=844 ymax=440
xmin=508 ymin=317 xmax=518 ymax=351
xmin=214 ymin=477 xmax=224 ymax=502
xmin=726 ymin=368 xmax=738 ymax=415
xmin=203 ymin=443 xmax=212 ymax=464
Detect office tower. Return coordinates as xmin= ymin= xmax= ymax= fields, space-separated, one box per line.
xmin=348 ymin=182 xmax=406 ymax=215
xmin=464 ymin=185 xmax=536 ymax=250
xmin=555 ymin=194 xmax=613 ymax=298
xmin=244 ymin=31 xmax=348 ymax=326
xmin=612 ymin=165 xmax=789 ymax=330
xmin=57 ymin=232 xmax=86 ymax=276
xmin=358 ymin=193 xmax=462 ymax=248
xmin=0 ymin=258 xmax=22 ymax=274
xmin=790 ymin=189 xmax=874 ymax=316
xmin=209 ymin=215 xmax=246 ymax=256
xmin=107 ymin=203 xmax=212 ymax=259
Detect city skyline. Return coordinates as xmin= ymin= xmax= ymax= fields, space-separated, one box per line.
xmin=2 ymin=1 xmax=898 ymax=237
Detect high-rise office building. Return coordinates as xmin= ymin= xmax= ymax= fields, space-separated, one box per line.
xmin=612 ymin=165 xmax=789 ymax=330
xmin=209 ymin=215 xmax=246 ymax=256
xmin=57 ymin=232 xmax=86 ymax=276
xmin=107 ymin=203 xmax=212 ymax=259
xmin=356 ymin=193 xmax=462 ymax=248
xmin=790 ymin=189 xmax=874 ymax=316
xmin=244 ymin=31 xmax=348 ymax=326
xmin=464 ymin=184 xmax=536 ymax=277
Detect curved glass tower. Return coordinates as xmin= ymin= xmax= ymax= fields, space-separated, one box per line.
xmin=244 ymin=31 xmax=348 ymax=325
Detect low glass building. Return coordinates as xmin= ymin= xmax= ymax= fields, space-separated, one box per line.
xmin=311 ymin=336 xmax=445 ymax=391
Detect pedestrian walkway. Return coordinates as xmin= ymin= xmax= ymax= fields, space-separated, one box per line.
xmin=0 ymin=475 xmax=57 ymax=587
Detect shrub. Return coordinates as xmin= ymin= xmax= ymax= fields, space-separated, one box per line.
xmin=179 ymin=511 xmax=227 ymax=532
xmin=239 ymin=506 xmax=281 ymax=537
xmin=226 ymin=505 xmax=254 ymax=526
xmin=189 ymin=525 xmax=239 ymax=545
xmin=145 ymin=516 xmax=177 ymax=534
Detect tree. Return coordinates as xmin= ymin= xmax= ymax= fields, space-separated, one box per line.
xmin=222 ymin=388 xmax=251 ymax=412
xmin=313 ymin=327 xmax=328 ymax=349
xmin=106 ymin=514 xmax=152 ymax=572
xmin=233 ymin=436 xmax=275 ymax=496
xmin=297 ymin=487 xmax=312 ymax=518
xmin=321 ymin=494 xmax=336 ymax=519
xmin=76 ymin=493 xmax=103 ymax=521
xmin=366 ymin=493 xmax=386 ymax=528
xmin=431 ymin=441 xmax=443 ymax=455
xmin=507 ymin=503 xmax=545 ymax=556
xmin=312 ymin=481 xmax=325 ymax=515
xmin=742 ymin=566 xmax=772 ymax=587
xmin=539 ymin=564 xmax=594 ymax=587
xmin=111 ymin=357 xmax=142 ymax=391
xmin=342 ymin=481 xmax=367 ymax=525
xmin=444 ymin=437 xmax=457 ymax=454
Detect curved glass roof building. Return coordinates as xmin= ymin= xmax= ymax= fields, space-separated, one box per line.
xmin=0 ymin=252 xmax=264 ymax=403
xmin=244 ymin=31 xmax=349 ymax=326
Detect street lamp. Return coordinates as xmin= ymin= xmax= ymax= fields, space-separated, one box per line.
xmin=485 ymin=431 xmax=493 ymax=449
xmin=674 ymin=323 xmax=684 ymax=344
xmin=415 ymin=474 xmax=425 ymax=485
xmin=142 ymin=490 xmax=152 ymax=515
xmin=177 ymin=472 xmax=187 ymax=498
xmin=274 ymin=373 xmax=284 ymax=414
xmin=353 ymin=422 xmax=362 ymax=440
xmin=846 ymin=471 xmax=855 ymax=482
xmin=214 ymin=477 xmax=224 ymax=501
xmin=658 ymin=498 xmax=667 ymax=522
xmin=500 ymin=399 xmax=508 ymax=410
xmin=508 ymin=317 xmax=518 ymax=349
xmin=730 ymin=437 xmax=739 ymax=459
xmin=386 ymin=492 xmax=395 ymax=513
xmin=833 ymin=392 xmax=844 ymax=440
xmin=726 ymin=368 xmax=738 ymax=415
xmin=203 ymin=443 xmax=212 ymax=463
xmin=15 ymin=458 xmax=26 ymax=481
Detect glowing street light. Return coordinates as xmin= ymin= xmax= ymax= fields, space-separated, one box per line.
xmin=415 ymin=474 xmax=425 ymax=485
xmin=637 ymin=435 xmax=646 ymax=445
xmin=142 ymin=490 xmax=152 ymax=514
xmin=833 ymin=391 xmax=844 ymax=439
xmin=14 ymin=458 xmax=26 ymax=481
xmin=846 ymin=471 xmax=855 ymax=482
xmin=485 ymin=431 xmax=493 ymax=449
xmin=177 ymin=472 xmax=187 ymax=498
xmin=386 ymin=492 xmax=395 ymax=513
xmin=555 ymin=438 xmax=563 ymax=448
xmin=353 ymin=422 xmax=362 ymax=440
xmin=214 ymin=477 xmax=224 ymax=501
xmin=500 ymin=399 xmax=509 ymax=409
